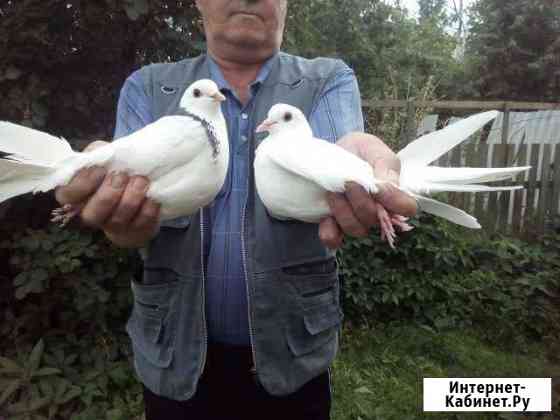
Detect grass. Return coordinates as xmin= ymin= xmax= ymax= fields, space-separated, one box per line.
xmin=331 ymin=323 xmax=556 ymax=420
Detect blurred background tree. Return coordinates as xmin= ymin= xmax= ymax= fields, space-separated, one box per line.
xmin=465 ymin=0 xmax=560 ymax=101
xmin=0 ymin=0 xmax=202 ymax=143
xmin=285 ymin=0 xmax=462 ymax=99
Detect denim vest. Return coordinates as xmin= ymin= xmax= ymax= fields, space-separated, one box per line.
xmin=126 ymin=53 xmax=345 ymax=399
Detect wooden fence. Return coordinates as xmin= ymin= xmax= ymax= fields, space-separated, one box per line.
xmin=436 ymin=142 xmax=559 ymax=237
xmin=364 ymin=99 xmax=560 ymax=237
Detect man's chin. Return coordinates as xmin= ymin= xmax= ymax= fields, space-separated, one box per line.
xmin=217 ymin=31 xmax=278 ymax=51
xmin=230 ymin=30 xmax=268 ymax=46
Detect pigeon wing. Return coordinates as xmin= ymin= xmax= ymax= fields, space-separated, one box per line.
xmin=106 ymin=115 xmax=211 ymax=179
xmin=263 ymin=136 xmax=378 ymax=194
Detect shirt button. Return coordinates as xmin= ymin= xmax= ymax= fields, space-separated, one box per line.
xmin=241 ymin=113 xmax=248 ymax=120
xmin=241 ymin=135 xmax=248 ymax=142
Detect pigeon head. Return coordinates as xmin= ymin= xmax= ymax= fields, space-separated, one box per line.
xmin=180 ymin=79 xmax=226 ymax=115
xmin=256 ymin=104 xmax=310 ymax=137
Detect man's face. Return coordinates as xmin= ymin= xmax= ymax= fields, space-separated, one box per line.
xmin=196 ymin=0 xmax=288 ymax=56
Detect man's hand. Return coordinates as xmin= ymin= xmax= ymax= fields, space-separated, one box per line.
xmin=318 ymin=132 xmax=417 ymax=249
xmin=54 ymin=141 xmax=161 ymax=248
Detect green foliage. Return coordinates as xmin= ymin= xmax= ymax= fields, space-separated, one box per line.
xmin=466 ymin=0 xmax=560 ymax=101
xmin=364 ymin=69 xmax=438 ymax=151
xmin=339 ymin=213 xmax=560 ymax=347
xmin=0 ymin=339 xmax=82 ymax=420
xmin=1 ymin=226 xmax=137 ymax=335
xmin=285 ymin=0 xmax=462 ymax=100
xmin=418 ymin=0 xmax=449 ymax=26
xmin=0 ymin=336 xmax=142 ymax=419
xmin=0 ymin=226 xmax=141 ymax=418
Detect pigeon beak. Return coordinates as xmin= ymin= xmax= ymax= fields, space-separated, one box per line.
xmin=211 ymin=91 xmax=226 ymax=102
xmin=256 ymin=119 xmax=277 ymax=133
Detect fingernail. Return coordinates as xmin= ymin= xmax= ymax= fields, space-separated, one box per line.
xmin=90 ymin=167 xmax=106 ymax=181
xmin=110 ymin=173 xmax=127 ymax=189
xmin=387 ymin=169 xmax=399 ymax=183
xmin=132 ymin=177 xmax=149 ymax=192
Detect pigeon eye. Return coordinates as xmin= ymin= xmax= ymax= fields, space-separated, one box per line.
xmin=283 ymin=112 xmax=292 ymax=122
xmin=193 ymin=88 xmax=202 ymax=98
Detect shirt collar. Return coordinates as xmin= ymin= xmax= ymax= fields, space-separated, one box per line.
xmin=207 ymin=53 xmax=277 ymax=93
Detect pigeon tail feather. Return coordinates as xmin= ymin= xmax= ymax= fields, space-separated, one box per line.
xmin=420 ymin=183 xmax=524 ymax=193
xmin=0 ymin=121 xmax=75 ymax=166
xmin=418 ymin=165 xmax=531 ymax=185
xmin=397 ymin=111 xmax=499 ymax=167
xmin=413 ymin=194 xmax=481 ymax=229
xmin=0 ymin=158 xmax=55 ymax=203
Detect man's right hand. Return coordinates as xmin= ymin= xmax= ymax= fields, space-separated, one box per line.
xmin=54 ymin=141 xmax=161 ymax=248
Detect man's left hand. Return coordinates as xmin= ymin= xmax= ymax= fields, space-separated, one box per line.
xmin=318 ymin=132 xmax=417 ymax=249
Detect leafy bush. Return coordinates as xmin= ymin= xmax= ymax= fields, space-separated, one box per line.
xmin=339 ymin=212 xmax=560 ymax=346
xmin=0 ymin=336 xmax=142 ymax=419
xmin=0 ymin=225 xmax=138 ymax=337
xmin=0 ymin=226 xmax=142 ymax=419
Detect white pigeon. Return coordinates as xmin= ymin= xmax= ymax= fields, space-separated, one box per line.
xmin=0 ymin=79 xmax=229 ymax=224
xmin=254 ymin=104 xmax=530 ymax=248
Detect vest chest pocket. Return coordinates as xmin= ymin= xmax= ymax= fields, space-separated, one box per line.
xmin=126 ymin=280 xmax=180 ymax=368
xmin=286 ymin=304 xmax=342 ymax=357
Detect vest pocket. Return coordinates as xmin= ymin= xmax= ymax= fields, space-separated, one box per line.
xmin=286 ymin=304 xmax=342 ymax=357
xmin=282 ymin=258 xmax=337 ymax=276
xmin=286 ymin=269 xmax=339 ymax=311
xmin=126 ymin=278 xmax=180 ymax=368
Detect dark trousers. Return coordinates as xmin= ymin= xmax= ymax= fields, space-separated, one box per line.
xmin=143 ymin=343 xmax=331 ymax=420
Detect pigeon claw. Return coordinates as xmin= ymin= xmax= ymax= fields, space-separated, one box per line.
xmin=391 ymin=215 xmax=414 ymax=232
xmin=50 ymin=204 xmax=80 ymax=227
xmin=377 ymin=205 xmax=397 ymax=249
xmin=377 ymin=209 xmax=415 ymax=249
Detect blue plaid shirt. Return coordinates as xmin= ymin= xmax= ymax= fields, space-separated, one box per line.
xmin=114 ymin=54 xmax=364 ymax=345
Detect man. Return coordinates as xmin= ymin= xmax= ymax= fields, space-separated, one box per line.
xmin=56 ymin=1 xmax=416 ymax=418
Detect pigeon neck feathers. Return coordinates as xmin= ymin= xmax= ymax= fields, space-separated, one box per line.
xmin=182 ymin=110 xmax=221 ymax=160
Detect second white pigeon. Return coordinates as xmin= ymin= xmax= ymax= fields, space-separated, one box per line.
xmin=0 ymin=79 xmax=229 ymax=224
xmin=254 ymin=104 xmax=530 ymax=247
